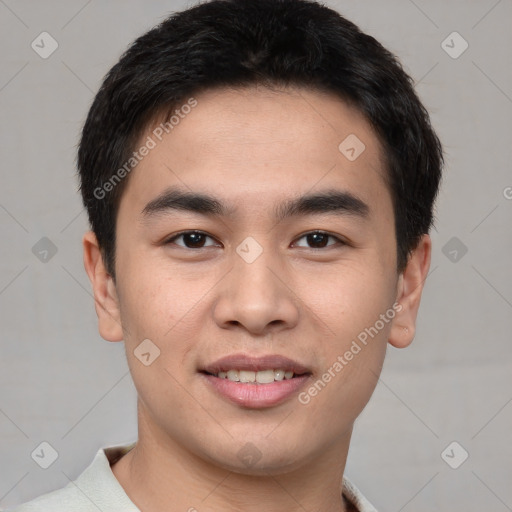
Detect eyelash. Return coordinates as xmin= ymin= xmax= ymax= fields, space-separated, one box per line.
xmin=163 ymin=230 xmax=347 ymax=250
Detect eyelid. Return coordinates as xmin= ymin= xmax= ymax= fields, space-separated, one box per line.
xmin=292 ymin=230 xmax=348 ymax=248
xmin=164 ymin=230 xmax=219 ymax=247
xmin=164 ymin=229 xmax=348 ymax=249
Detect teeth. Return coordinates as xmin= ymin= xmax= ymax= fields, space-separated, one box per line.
xmin=226 ymin=370 xmax=239 ymax=382
xmin=239 ymin=370 xmax=256 ymax=383
xmin=274 ymin=369 xmax=285 ymax=381
xmin=256 ymin=370 xmax=275 ymax=384
xmin=215 ymin=369 xmax=295 ymax=383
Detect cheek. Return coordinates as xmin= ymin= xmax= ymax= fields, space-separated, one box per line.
xmin=115 ymin=270 xmax=196 ymax=415
xmin=115 ymin=245 xmax=180 ymax=337
xmin=300 ymin=265 xmax=394 ymax=406
xmin=306 ymin=262 xmax=396 ymax=337
xmin=298 ymin=306 xmax=389 ymax=433
xmin=115 ymin=254 xmax=207 ymax=380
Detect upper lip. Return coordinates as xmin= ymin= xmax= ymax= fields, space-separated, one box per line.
xmin=201 ymin=354 xmax=311 ymax=375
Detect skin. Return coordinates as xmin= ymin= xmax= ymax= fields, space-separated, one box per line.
xmin=83 ymin=84 xmax=431 ymax=512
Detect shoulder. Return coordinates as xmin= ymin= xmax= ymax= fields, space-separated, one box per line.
xmin=6 ymin=443 xmax=138 ymax=512
xmin=342 ymin=476 xmax=379 ymax=512
xmin=6 ymin=483 xmax=92 ymax=512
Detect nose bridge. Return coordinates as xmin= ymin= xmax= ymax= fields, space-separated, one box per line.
xmin=213 ymin=236 xmax=299 ymax=333
xmin=236 ymin=242 xmax=278 ymax=300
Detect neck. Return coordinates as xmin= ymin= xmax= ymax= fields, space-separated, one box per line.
xmin=112 ymin=402 xmax=354 ymax=512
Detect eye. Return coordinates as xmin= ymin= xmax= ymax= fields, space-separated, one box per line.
xmin=293 ymin=231 xmax=345 ymax=249
xmin=164 ymin=230 xmax=346 ymax=250
xmin=164 ymin=230 xmax=219 ymax=249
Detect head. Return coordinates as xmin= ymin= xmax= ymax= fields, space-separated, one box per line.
xmin=81 ymin=0 xmax=442 ymax=475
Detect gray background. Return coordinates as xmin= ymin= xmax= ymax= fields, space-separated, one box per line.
xmin=1 ymin=0 xmax=511 ymax=510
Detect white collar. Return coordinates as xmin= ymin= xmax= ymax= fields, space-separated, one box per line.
xmin=75 ymin=443 xmax=379 ymax=512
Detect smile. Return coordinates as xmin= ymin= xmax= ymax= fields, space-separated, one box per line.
xmin=213 ymin=369 xmax=295 ymax=383
xmin=200 ymin=354 xmax=311 ymax=408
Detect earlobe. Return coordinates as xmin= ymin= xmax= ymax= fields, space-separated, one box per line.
xmin=82 ymin=231 xmax=124 ymax=342
xmin=388 ymin=234 xmax=432 ymax=349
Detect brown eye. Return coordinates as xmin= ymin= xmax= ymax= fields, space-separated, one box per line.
xmin=166 ymin=231 xmax=218 ymax=249
xmin=294 ymin=231 xmax=344 ymax=249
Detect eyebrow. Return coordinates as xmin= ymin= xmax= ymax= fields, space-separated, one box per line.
xmin=141 ymin=186 xmax=369 ymax=222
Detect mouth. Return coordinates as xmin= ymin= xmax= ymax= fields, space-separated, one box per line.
xmin=199 ymin=354 xmax=312 ymax=408
xmin=205 ymin=368 xmax=298 ymax=383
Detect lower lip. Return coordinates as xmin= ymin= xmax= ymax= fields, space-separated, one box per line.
xmin=201 ymin=373 xmax=310 ymax=409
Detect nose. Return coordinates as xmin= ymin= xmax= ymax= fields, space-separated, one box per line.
xmin=212 ymin=241 xmax=300 ymax=335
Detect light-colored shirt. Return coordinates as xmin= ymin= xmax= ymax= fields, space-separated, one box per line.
xmin=7 ymin=443 xmax=378 ymax=512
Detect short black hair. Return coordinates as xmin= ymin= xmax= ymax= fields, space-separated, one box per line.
xmin=78 ymin=0 xmax=443 ymax=278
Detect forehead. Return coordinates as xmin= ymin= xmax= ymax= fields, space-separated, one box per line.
xmin=119 ymin=85 xmax=391 ymax=221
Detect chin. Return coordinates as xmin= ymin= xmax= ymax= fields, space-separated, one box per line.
xmin=200 ymin=438 xmax=315 ymax=476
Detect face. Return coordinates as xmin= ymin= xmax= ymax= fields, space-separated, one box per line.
xmin=85 ymin=85 xmax=427 ymax=475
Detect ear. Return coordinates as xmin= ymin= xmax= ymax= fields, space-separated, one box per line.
xmin=82 ymin=230 xmax=124 ymax=342
xmin=388 ymin=234 xmax=432 ymax=348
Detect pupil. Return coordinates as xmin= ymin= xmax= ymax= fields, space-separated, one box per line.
xmin=308 ymin=232 xmax=328 ymax=248
xmin=185 ymin=232 xmax=204 ymax=248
